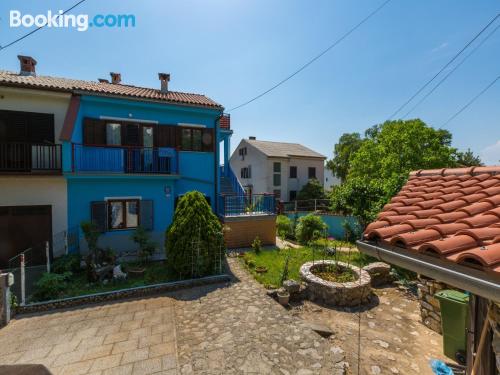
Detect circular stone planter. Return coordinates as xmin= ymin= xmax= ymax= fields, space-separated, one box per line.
xmin=299 ymin=261 xmax=372 ymax=307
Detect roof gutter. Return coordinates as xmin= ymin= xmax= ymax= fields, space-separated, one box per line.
xmin=356 ymin=240 xmax=500 ymax=302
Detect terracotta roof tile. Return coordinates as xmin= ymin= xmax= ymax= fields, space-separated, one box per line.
xmin=363 ymin=166 xmax=500 ymax=275
xmin=0 ymin=70 xmax=222 ymax=109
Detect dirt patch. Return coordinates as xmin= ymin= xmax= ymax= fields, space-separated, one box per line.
xmin=293 ymin=286 xmax=453 ymax=374
xmin=311 ymin=264 xmax=357 ymax=283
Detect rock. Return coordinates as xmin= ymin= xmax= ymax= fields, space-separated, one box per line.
xmin=283 ymin=280 xmax=300 ymax=294
xmin=371 ymin=365 xmax=381 ymax=374
xmin=373 ymin=339 xmax=389 ymax=348
xmin=113 ymin=264 xmax=127 ymax=280
xmin=363 ymin=262 xmax=392 ymax=287
xmin=306 ymin=322 xmax=334 ymax=338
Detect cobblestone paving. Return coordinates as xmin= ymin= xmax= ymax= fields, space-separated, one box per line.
xmin=0 ymin=258 xmax=346 ymax=374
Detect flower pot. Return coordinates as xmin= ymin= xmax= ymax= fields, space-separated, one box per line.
xmin=277 ymin=290 xmax=290 ymax=306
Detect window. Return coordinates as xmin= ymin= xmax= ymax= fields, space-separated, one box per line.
xmin=106 ymin=123 xmax=121 ymax=145
xmin=180 ymin=127 xmax=212 ymax=151
xmin=241 ymin=166 xmax=251 ymax=179
xmin=308 ymin=167 xmax=316 ymax=179
xmin=238 ymin=147 xmax=247 ymax=160
xmin=273 ymin=189 xmax=281 ymax=199
xmin=273 ymin=162 xmax=281 ymax=186
xmin=107 ymin=199 xmax=139 ymax=230
xmin=289 ymin=190 xmax=297 ymax=201
xmin=290 ymin=166 xmax=297 ymax=178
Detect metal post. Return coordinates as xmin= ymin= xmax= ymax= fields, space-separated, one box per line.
xmin=64 ymin=230 xmax=68 ymax=255
xmin=294 ymin=200 xmax=297 ymax=212
xmin=45 ymin=241 xmax=51 ymax=273
xmin=20 ymin=254 xmax=25 ymax=306
xmin=314 ymin=199 xmax=317 ymax=211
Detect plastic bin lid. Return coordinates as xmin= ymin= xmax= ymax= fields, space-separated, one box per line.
xmin=435 ymin=290 xmax=469 ymax=304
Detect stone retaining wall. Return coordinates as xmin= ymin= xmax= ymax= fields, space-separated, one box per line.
xmin=416 ymin=276 xmax=450 ymax=334
xmin=490 ymin=302 xmax=500 ymax=373
xmin=0 ymin=273 xmax=12 ymax=327
xmin=16 ymin=274 xmax=231 ymax=315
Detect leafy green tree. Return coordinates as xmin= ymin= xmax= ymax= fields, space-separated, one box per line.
xmin=296 ymin=178 xmax=326 ymax=200
xmin=455 ymin=148 xmax=483 ymax=167
xmin=165 ymin=191 xmax=224 ymax=278
xmin=326 ymin=132 xmax=363 ymax=182
xmin=348 ymin=119 xmax=456 ymax=182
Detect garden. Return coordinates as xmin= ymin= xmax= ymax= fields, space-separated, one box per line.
xmin=29 ymin=191 xmax=226 ymax=303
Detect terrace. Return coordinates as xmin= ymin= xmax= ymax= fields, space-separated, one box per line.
xmin=0 ymin=142 xmax=62 ymax=174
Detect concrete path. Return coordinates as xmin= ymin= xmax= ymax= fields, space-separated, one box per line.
xmin=0 ymin=259 xmax=345 ymax=375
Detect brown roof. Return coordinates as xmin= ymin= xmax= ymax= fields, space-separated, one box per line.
xmin=246 ymin=139 xmax=326 ymax=159
xmin=0 ymin=70 xmax=222 ymax=109
xmin=363 ymin=166 xmax=500 ymax=275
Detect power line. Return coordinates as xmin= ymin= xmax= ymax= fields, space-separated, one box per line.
xmin=228 ymin=0 xmax=393 ymax=112
xmin=441 ymin=74 xmax=499 ymax=127
xmin=402 ymin=23 xmax=500 ymax=119
xmin=0 ymin=0 xmax=88 ymax=52
xmin=387 ymin=13 xmax=500 ymax=121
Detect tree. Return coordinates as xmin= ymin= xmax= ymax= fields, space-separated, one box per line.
xmin=165 ymin=191 xmax=224 ymax=278
xmin=295 ymin=214 xmax=327 ymax=245
xmin=455 ymin=148 xmax=483 ymax=167
xmin=348 ymin=119 xmax=456 ymax=182
xmin=296 ymin=178 xmax=326 ymax=200
xmin=326 ymin=132 xmax=363 ymax=182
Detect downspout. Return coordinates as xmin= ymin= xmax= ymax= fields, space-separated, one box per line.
xmin=356 ymin=240 xmax=500 ymax=302
xmin=214 ymin=112 xmax=223 ymax=215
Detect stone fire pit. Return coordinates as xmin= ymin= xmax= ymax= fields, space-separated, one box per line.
xmin=300 ymin=260 xmax=372 ymax=306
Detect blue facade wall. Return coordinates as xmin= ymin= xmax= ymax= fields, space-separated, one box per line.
xmin=64 ymin=95 xmax=223 ymax=252
xmin=286 ymin=213 xmax=359 ymax=240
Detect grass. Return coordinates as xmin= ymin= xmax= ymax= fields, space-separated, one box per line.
xmin=31 ymin=261 xmax=180 ymax=302
xmin=241 ymin=246 xmax=371 ymax=289
xmin=311 ymin=264 xmax=357 ymax=283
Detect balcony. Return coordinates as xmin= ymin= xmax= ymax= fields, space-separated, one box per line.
xmin=72 ymin=144 xmax=178 ymax=175
xmin=0 ymin=142 xmax=62 ymax=174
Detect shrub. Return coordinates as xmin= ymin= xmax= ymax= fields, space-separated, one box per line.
xmin=276 ymin=215 xmax=292 ymax=239
xmin=296 ymin=178 xmax=326 ymax=201
xmin=252 ymin=236 xmax=262 ymax=254
xmin=33 ymin=272 xmax=72 ymax=301
xmin=165 ymin=191 xmax=224 ymax=278
xmin=295 ymin=214 xmax=327 ymax=245
xmin=131 ymin=226 xmax=157 ymax=264
xmin=52 ymin=253 xmax=81 ymax=274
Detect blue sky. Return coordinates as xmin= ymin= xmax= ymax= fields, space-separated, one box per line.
xmin=0 ymin=0 xmax=499 ymax=164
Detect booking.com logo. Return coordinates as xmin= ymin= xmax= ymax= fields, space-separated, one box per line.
xmin=9 ymin=10 xmax=136 ymax=32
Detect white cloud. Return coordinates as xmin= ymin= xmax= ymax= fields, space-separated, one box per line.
xmin=431 ymin=42 xmax=448 ymax=53
xmin=481 ymin=140 xmax=500 ymax=165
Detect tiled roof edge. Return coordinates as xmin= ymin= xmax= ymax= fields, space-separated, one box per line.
xmin=409 ymin=166 xmax=500 ymax=177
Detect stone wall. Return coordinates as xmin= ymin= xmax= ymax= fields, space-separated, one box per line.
xmin=0 ymin=273 xmax=12 ymax=328
xmin=489 ymin=302 xmax=500 ymax=373
xmin=416 ymin=276 xmax=451 ymax=334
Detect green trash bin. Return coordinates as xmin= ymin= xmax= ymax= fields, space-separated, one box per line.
xmin=434 ymin=290 xmax=469 ymax=365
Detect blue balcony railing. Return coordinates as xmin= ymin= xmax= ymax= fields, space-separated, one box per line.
xmin=72 ymin=144 xmax=178 ymax=174
xmin=220 ymin=164 xmax=245 ymax=196
xmin=218 ymin=194 xmax=276 ymax=217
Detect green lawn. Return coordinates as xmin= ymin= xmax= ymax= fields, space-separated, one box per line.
xmin=240 ymin=246 xmax=371 ymax=289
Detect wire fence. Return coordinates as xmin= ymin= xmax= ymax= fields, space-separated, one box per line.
xmin=282 ymin=199 xmax=334 ymax=213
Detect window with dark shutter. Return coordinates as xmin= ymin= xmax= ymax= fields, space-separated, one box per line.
xmin=91 ymin=201 xmax=107 ymax=232
xmin=0 ymin=110 xmax=54 ymax=143
xmin=28 ymin=113 xmax=54 ymax=143
xmin=156 ymin=125 xmax=177 ymax=148
xmin=201 ymin=129 xmax=214 ymax=152
xmin=308 ymin=167 xmax=316 ymax=179
xmin=290 ymin=166 xmax=297 ymax=179
xmin=123 ymin=124 xmax=140 ymax=146
xmin=83 ymin=118 xmax=106 ymax=145
xmin=140 ymin=200 xmax=154 ymax=231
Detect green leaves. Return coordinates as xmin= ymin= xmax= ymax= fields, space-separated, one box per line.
xmin=296 ymin=178 xmax=326 ymax=200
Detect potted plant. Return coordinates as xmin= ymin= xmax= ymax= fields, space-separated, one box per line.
xmin=277 ymin=288 xmax=290 ymax=306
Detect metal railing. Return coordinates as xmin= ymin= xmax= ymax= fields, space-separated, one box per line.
xmin=219 ymin=193 xmax=276 ymax=217
xmin=72 ymin=144 xmax=178 ymax=174
xmin=220 ymin=164 xmax=245 ymax=196
xmin=283 ymin=199 xmax=333 ymax=213
xmin=0 ymin=142 xmax=62 ymax=173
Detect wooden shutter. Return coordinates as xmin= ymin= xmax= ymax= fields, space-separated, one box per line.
xmin=9 ymin=111 xmax=28 ymax=142
xmin=29 ymin=113 xmax=54 ymax=143
xmin=202 ymin=128 xmax=214 ymax=152
xmin=91 ymin=201 xmax=107 ymax=232
xmin=123 ymin=124 xmax=140 ymax=146
xmin=156 ymin=125 xmax=177 ymax=148
xmin=83 ymin=118 xmax=106 ymax=145
xmin=140 ymin=200 xmax=154 ymax=231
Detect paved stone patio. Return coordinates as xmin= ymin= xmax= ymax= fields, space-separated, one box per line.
xmin=0 ymin=258 xmax=345 ymax=374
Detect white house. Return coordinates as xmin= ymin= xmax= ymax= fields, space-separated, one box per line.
xmin=324 ymin=168 xmax=341 ymax=191
xmin=230 ymin=137 xmax=326 ymax=201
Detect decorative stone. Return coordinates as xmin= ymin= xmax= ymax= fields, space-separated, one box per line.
xmin=306 ymin=322 xmax=334 ymax=338
xmin=283 ymin=280 xmax=300 ymax=294
xmin=362 ymin=262 xmax=392 ymax=287
xmin=299 ymin=261 xmax=371 ymax=307
xmin=113 ymin=264 xmax=127 ymax=280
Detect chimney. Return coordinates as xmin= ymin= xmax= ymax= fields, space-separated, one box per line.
xmin=158 ymin=73 xmax=170 ymax=93
xmin=249 ymin=136 xmax=256 ymax=140
xmin=110 ymin=72 xmax=121 ymax=84
xmin=98 ymin=78 xmax=109 ymax=83
xmin=18 ymin=55 xmax=37 ymax=76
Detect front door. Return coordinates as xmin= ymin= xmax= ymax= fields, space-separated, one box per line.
xmin=0 ymin=205 xmax=52 ymax=268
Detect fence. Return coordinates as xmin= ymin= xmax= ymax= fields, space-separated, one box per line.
xmin=282 ymin=199 xmax=332 ymax=213
xmin=218 ymin=194 xmax=276 ymax=217
xmin=6 ymin=227 xmax=80 ymax=304
xmin=0 ymin=142 xmax=62 ymax=173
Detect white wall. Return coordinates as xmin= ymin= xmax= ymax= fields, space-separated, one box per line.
xmin=324 ymin=168 xmax=341 ymax=191
xmin=230 ymin=140 xmax=325 ymax=200
xmin=0 ymin=87 xmax=71 ymax=253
